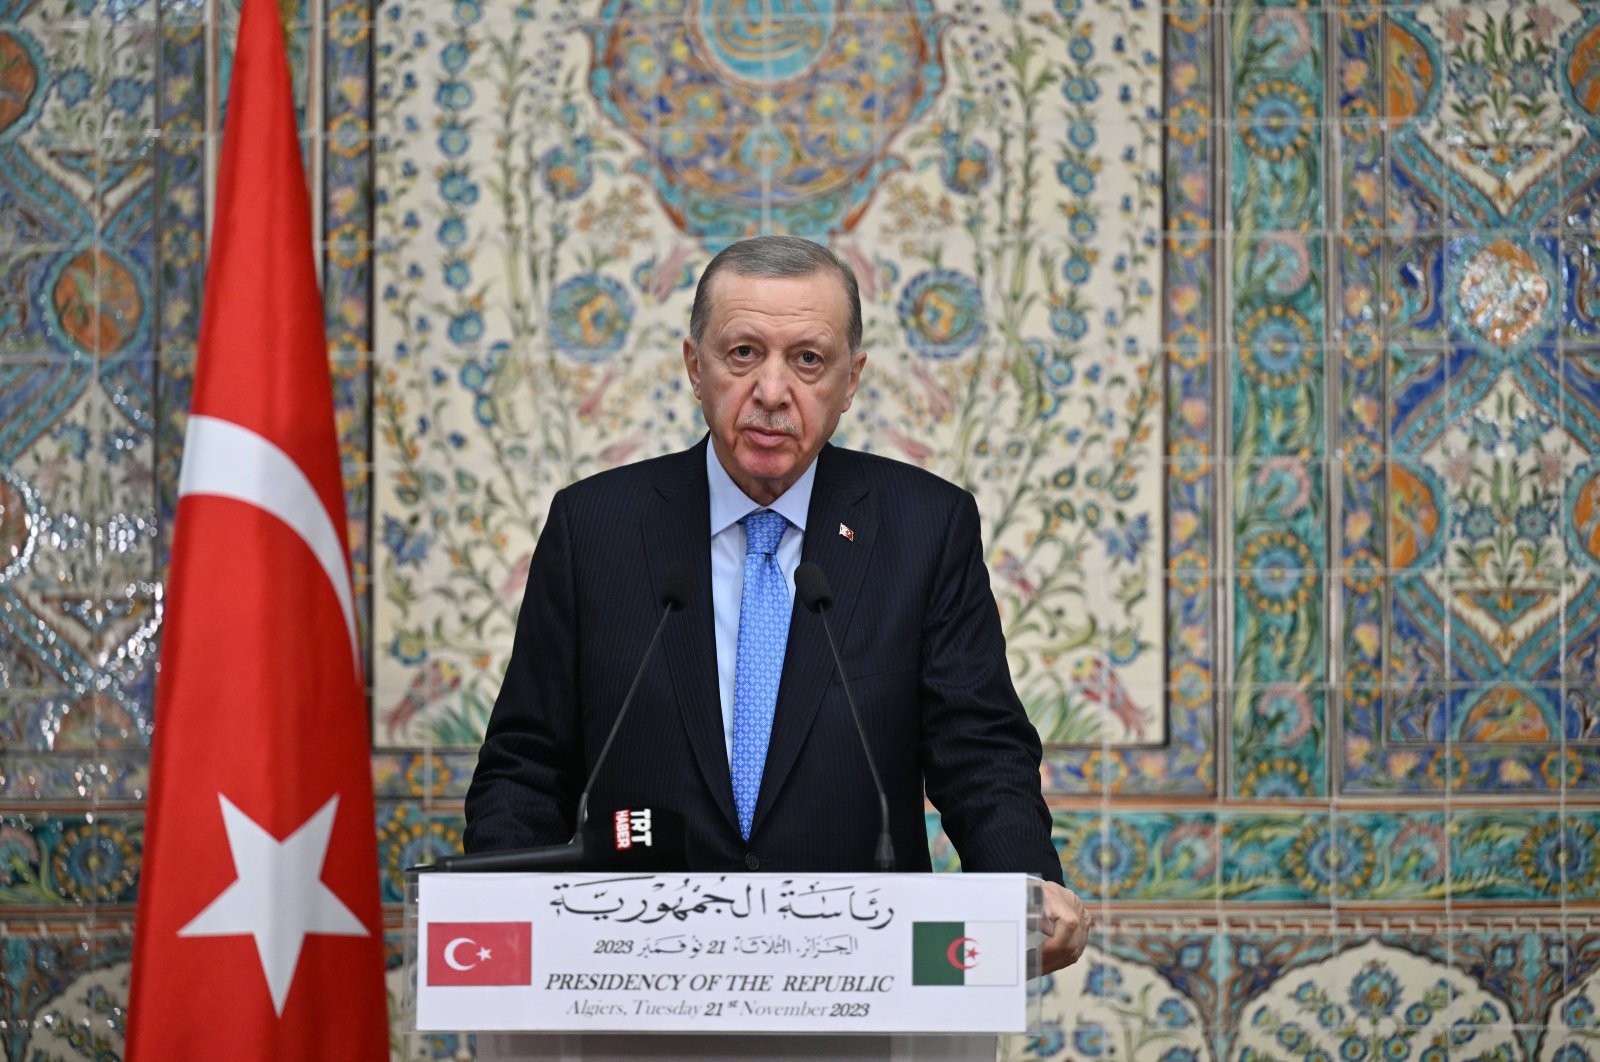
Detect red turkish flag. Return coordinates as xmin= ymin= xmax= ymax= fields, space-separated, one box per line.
xmin=426 ymin=922 xmax=534 ymax=986
xmin=126 ymin=0 xmax=386 ymax=1057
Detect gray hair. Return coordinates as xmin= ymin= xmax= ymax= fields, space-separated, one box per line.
xmin=688 ymin=236 xmax=863 ymax=352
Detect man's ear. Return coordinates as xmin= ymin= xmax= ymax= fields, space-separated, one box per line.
xmin=842 ymin=350 xmax=867 ymax=410
xmin=682 ymin=337 xmax=701 ymax=400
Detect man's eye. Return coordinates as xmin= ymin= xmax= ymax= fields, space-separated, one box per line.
xmin=731 ymin=345 xmax=757 ymax=359
xmin=797 ymin=351 xmax=821 ymax=366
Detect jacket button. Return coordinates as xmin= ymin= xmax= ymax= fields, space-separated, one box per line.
xmin=744 ymin=852 xmax=760 ymax=870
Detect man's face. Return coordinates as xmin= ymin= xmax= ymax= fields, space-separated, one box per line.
xmin=683 ymin=270 xmax=866 ymax=505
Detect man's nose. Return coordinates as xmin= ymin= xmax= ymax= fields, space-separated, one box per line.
xmin=751 ymin=357 xmax=792 ymax=407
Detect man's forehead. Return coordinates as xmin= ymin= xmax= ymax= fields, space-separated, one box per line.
xmin=707 ymin=267 xmax=850 ymax=305
xmin=703 ymin=270 xmax=852 ymax=337
xmin=704 ymin=265 xmax=851 ymax=319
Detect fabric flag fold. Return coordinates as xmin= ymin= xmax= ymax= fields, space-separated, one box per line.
xmin=127 ymin=0 xmax=387 ymax=1056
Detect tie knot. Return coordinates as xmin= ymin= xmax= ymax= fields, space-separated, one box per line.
xmin=742 ymin=509 xmax=788 ymax=556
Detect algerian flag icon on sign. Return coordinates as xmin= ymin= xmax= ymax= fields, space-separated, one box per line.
xmin=911 ymin=922 xmax=1020 ymax=985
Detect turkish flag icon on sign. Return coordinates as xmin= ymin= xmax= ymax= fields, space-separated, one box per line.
xmin=427 ymin=922 xmax=533 ymax=986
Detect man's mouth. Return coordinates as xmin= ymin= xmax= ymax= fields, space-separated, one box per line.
xmin=744 ymin=426 xmax=791 ymax=446
xmin=740 ymin=416 xmax=796 ymax=445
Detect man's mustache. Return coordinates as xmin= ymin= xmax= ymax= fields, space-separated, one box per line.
xmin=739 ymin=413 xmax=798 ymax=436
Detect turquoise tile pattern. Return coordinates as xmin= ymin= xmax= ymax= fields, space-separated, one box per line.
xmin=1228 ymin=0 xmax=1327 ymax=800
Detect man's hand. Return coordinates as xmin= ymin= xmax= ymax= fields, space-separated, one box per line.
xmin=1038 ymin=881 xmax=1091 ymax=974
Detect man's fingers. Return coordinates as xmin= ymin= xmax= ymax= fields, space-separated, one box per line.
xmin=1034 ymin=883 xmax=1094 ymax=975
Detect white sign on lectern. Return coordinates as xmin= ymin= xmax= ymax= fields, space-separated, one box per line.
xmin=409 ymin=871 xmax=1042 ymax=1035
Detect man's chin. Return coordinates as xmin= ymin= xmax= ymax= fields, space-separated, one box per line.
xmin=740 ymin=460 xmax=797 ymax=483
xmin=731 ymin=451 xmax=803 ymax=501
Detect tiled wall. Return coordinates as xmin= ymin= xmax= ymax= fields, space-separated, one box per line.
xmin=3 ymin=0 xmax=1600 ymax=1058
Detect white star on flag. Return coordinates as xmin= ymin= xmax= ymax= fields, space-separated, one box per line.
xmin=178 ymin=793 xmax=370 ymax=1015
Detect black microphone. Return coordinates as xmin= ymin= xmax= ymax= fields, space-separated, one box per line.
xmin=424 ymin=806 xmax=688 ymax=872
xmin=574 ymin=561 xmax=695 ymax=834
xmin=417 ymin=562 xmax=694 ymax=875
xmin=794 ymin=562 xmax=895 ymax=872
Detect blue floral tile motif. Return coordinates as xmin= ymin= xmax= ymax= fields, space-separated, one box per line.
xmin=376 ymin=803 xmax=464 ymax=902
xmin=1234 ymin=942 xmax=1515 ymax=1062
xmin=371 ymin=749 xmax=482 ymax=799
xmin=541 ymin=138 xmax=596 ymax=201
xmin=549 ymin=273 xmax=634 ymax=361
xmin=1513 ymin=817 xmax=1599 ymax=897
xmin=584 ymin=0 xmax=943 ymax=244
xmin=1549 ymin=968 xmax=1600 ymax=1062
xmin=1072 ymin=1020 xmax=1108 ymax=1056
xmin=1348 ymin=963 xmax=1403 ymax=1021
xmin=0 ymin=814 xmax=142 ymax=907
xmin=1059 ymin=818 xmax=1148 ymax=898
xmin=1003 ymin=945 xmax=1209 ymax=1061
xmin=898 ymin=268 xmax=986 ymax=359
xmin=939 ymin=132 xmax=993 ymax=196
xmin=1285 ymin=821 xmax=1376 ymax=899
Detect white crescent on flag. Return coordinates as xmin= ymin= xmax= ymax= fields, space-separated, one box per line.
xmin=177 ymin=414 xmax=359 ymax=670
xmin=443 ymin=938 xmax=481 ymax=971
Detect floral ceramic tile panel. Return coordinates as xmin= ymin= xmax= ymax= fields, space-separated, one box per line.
xmin=995 ymin=945 xmax=1210 ymax=1062
xmin=370 ymin=0 xmax=1167 ymax=750
xmin=1234 ymin=939 xmax=1519 ymax=1062
xmin=1341 ymin=0 xmax=1600 ymax=792
xmin=0 ymin=4 xmax=162 ymax=771
xmin=0 ymin=373 xmax=161 ymax=756
xmin=1391 ymin=2 xmax=1600 ymax=233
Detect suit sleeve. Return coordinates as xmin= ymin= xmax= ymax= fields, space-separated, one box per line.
xmin=463 ymin=487 xmax=584 ymax=852
xmin=918 ymin=490 xmax=1063 ymax=883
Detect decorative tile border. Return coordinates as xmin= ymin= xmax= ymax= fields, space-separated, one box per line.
xmin=1227 ymin=0 xmax=1327 ymax=799
xmin=0 ymin=752 xmax=149 ymax=802
xmin=324 ymin=0 xmax=374 ymax=646
xmin=0 ymin=811 xmax=142 ymax=908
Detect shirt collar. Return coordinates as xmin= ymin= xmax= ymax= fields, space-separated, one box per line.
xmin=706 ymin=440 xmax=816 ymax=537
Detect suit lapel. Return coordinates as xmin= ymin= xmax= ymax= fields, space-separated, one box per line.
xmin=641 ymin=439 xmax=739 ymax=834
xmin=752 ymin=444 xmax=877 ymax=833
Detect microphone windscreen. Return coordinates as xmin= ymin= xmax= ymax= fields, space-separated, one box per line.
xmin=795 ymin=562 xmax=833 ymax=612
xmin=659 ymin=562 xmax=694 ymax=611
xmin=583 ymin=806 xmax=689 ymax=871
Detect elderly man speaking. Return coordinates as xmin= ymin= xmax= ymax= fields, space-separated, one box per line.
xmin=465 ymin=235 xmax=1090 ymax=974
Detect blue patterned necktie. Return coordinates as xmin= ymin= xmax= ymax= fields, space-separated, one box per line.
xmin=730 ymin=509 xmax=791 ymax=841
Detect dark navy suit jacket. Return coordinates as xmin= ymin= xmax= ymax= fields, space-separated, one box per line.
xmin=464 ymin=438 xmax=1062 ymax=880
